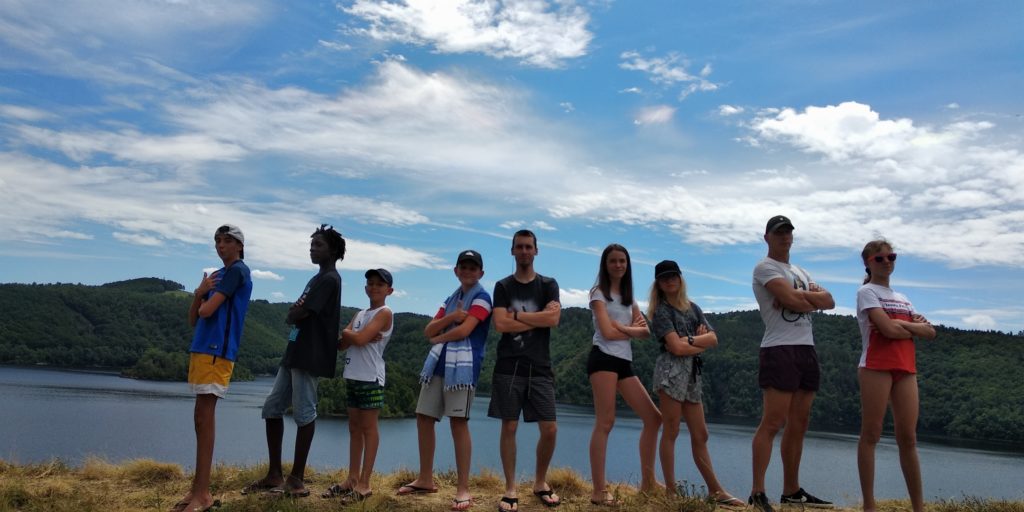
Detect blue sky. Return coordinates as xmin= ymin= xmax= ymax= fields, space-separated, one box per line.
xmin=2 ymin=1 xmax=1023 ymax=333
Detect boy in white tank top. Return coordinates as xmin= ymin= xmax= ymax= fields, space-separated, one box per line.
xmin=324 ymin=268 xmax=394 ymax=501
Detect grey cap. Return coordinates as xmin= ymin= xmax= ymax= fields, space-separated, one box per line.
xmin=216 ymin=224 xmax=245 ymax=244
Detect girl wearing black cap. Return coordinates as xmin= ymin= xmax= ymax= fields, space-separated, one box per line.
xmin=647 ymin=260 xmax=744 ymax=507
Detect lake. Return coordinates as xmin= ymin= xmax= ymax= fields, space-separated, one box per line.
xmin=1 ymin=366 xmax=1022 ymax=506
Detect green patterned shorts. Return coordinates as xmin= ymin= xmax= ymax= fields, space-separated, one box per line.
xmin=346 ymin=379 xmax=384 ymax=410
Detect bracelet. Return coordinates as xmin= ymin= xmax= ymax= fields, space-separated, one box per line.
xmin=514 ymin=310 xmax=518 ymax=321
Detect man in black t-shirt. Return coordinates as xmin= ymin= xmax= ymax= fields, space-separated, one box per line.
xmin=489 ymin=230 xmax=563 ymax=510
xmin=247 ymin=225 xmax=344 ymax=497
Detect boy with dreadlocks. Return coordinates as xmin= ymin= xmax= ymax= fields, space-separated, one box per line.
xmin=246 ymin=224 xmax=345 ymax=498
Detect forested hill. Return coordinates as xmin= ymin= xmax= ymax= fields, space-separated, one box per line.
xmin=1 ymin=279 xmax=1022 ymax=443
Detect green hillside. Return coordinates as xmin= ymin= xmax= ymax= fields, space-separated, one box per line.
xmin=1 ymin=279 xmax=1022 ymax=443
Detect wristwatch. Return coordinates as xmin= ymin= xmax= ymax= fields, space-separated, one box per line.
xmin=514 ymin=310 xmax=518 ymax=321
xmin=687 ymin=335 xmax=695 ymax=346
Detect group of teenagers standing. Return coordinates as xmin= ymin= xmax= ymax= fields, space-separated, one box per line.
xmin=174 ymin=216 xmax=936 ymax=512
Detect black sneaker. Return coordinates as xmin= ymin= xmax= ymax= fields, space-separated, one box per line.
xmin=748 ymin=492 xmax=775 ymax=512
xmin=780 ymin=488 xmax=833 ymax=508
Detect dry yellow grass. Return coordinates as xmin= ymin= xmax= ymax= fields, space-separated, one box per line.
xmin=1 ymin=459 xmax=1021 ymax=512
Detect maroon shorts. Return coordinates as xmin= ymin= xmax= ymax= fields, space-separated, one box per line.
xmin=758 ymin=345 xmax=820 ymax=392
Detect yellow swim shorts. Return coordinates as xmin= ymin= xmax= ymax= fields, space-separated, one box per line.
xmin=188 ymin=353 xmax=235 ymax=398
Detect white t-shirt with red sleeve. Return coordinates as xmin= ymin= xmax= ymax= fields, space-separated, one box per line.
xmin=856 ymin=283 xmax=917 ymax=372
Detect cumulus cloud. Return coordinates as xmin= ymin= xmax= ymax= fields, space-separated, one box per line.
xmin=344 ymin=0 xmax=593 ymax=68
xmin=560 ymin=287 xmax=591 ymax=307
xmin=718 ymin=105 xmax=744 ymax=116
xmin=962 ymin=313 xmax=997 ymax=330
xmin=619 ymin=50 xmax=719 ymax=100
xmin=251 ymin=269 xmax=284 ymax=281
xmin=634 ymin=105 xmax=676 ymax=125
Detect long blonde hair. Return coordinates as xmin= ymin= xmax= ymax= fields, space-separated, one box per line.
xmin=646 ymin=273 xmax=690 ymax=319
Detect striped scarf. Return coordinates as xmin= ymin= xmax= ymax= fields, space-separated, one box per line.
xmin=419 ymin=282 xmax=484 ymax=390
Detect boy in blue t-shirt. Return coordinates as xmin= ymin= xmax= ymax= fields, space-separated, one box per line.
xmin=176 ymin=224 xmax=253 ymax=512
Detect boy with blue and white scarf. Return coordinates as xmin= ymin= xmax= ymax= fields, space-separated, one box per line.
xmin=399 ymin=250 xmax=492 ymax=511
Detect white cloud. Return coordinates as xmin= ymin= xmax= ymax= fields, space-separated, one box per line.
xmin=534 ymin=221 xmax=556 ymax=231
xmin=318 ymin=40 xmax=352 ymax=51
xmin=560 ymin=287 xmax=592 ymax=308
xmin=946 ymin=102 xmax=960 ymax=109
xmin=634 ymin=105 xmax=676 ymax=125
xmin=718 ymin=105 xmax=744 ymax=116
xmin=54 ymin=230 xmax=93 ymax=240
xmin=344 ymin=0 xmax=593 ymax=68
xmin=619 ymin=87 xmax=642 ymax=94
xmin=0 ymin=104 xmax=54 ymax=121
xmin=499 ymin=220 xmax=525 ymax=230
xmin=251 ymin=269 xmax=284 ymax=281
xmin=0 ymin=0 xmax=272 ymax=86
xmin=961 ymin=314 xmax=997 ymax=330
xmin=310 ymin=195 xmax=429 ymax=226
xmin=112 ymin=231 xmax=163 ymax=246
xmin=269 ymin=291 xmax=286 ymax=301
xmin=560 ymin=102 xmax=575 ymax=113
xmin=391 ymin=289 xmax=409 ymax=298
xmin=619 ymin=50 xmax=719 ymax=100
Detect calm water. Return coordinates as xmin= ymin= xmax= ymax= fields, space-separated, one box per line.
xmin=2 ymin=366 xmax=1022 ymax=506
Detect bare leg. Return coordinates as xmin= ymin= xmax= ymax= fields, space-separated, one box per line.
xmin=533 ymin=420 xmax=559 ymax=501
xmin=589 ymin=371 xmax=618 ymax=502
xmin=264 ymin=417 xmax=285 ymax=483
xmin=618 ymin=376 xmax=663 ymax=493
xmin=857 ymin=368 xmax=892 ymax=512
xmin=357 ymin=408 xmax=380 ymax=494
xmin=780 ymin=390 xmax=815 ymax=495
xmin=658 ymin=391 xmax=683 ymax=496
xmin=345 ymin=408 xmax=363 ymax=490
xmin=182 ymin=394 xmax=219 ymax=511
xmin=404 ymin=413 xmax=437 ymax=490
xmin=287 ymin=420 xmax=316 ymax=492
xmin=751 ymin=387 xmax=792 ymax=495
xmin=890 ymin=375 xmax=923 ymax=512
xmin=680 ymin=399 xmax=730 ymax=497
xmin=499 ymin=419 xmax=518 ymax=499
xmin=451 ymin=417 xmax=473 ymax=502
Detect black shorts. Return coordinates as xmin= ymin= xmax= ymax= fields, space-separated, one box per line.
xmin=758 ymin=345 xmax=820 ymax=392
xmin=487 ymin=372 xmax=557 ymax=422
xmin=586 ymin=346 xmax=635 ymax=380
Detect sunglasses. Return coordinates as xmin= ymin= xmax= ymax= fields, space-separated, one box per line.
xmin=872 ymin=253 xmax=897 ymax=263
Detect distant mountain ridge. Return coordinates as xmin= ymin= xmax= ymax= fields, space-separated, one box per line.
xmin=1 ymin=278 xmax=1022 ymax=443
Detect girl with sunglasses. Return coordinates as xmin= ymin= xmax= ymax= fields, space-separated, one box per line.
xmin=856 ymin=240 xmax=936 ymax=512
xmin=586 ymin=244 xmax=662 ymax=505
xmin=647 ymin=260 xmax=744 ymax=508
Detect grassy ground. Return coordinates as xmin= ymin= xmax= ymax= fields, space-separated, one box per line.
xmin=2 ymin=458 xmax=1022 ymax=512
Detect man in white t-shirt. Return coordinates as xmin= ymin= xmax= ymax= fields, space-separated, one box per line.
xmin=748 ymin=215 xmax=836 ymax=512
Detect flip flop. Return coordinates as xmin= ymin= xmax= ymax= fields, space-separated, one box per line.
xmin=397 ymin=483 xmax=439 ymax=495
xmin=321 ymin=483 xmax=353 ymax=498
xmin=343 ymin=490 xmax=373 ymax=503
xmin=452 ymin=497 xmax=474 ymax=511
xmin=268 ymin=485 xmax=310 ymax=498
xmin=713 ymin=493 xmax=746 ymax=509
xmin=498 ymin=496 xmax=518 ymax=512
xmin=533 ymin=488 xmax=561 ymax=507
xmin=240 ymin=480 xmax=278 ymax=495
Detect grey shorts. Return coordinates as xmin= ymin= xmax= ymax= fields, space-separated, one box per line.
xmin=416 ymin=376 xmax=475 ymax=420
xmin=261 ymin=366 xmax=319 ymax=426
xmin=487 ymin=372 xmax=557 ymax=422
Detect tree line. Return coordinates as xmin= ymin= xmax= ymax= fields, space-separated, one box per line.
xmin=1 ymin=278 xmax=1021 ymax=443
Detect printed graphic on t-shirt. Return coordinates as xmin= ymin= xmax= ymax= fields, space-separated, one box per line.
xmin=508 ymin=298 xmax=538 ymax=350
xmin=780 ymin=271 xmax=810 ymax=324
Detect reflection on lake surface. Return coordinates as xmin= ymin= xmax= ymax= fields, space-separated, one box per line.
xmin=2 ymin=366 xmax=1022 ymax=506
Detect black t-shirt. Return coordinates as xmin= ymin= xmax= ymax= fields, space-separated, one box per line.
xmin=281 ymin=269 xmax=341 ymax=378
xmin=492 ymin=274 xmax=560 ymax=376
